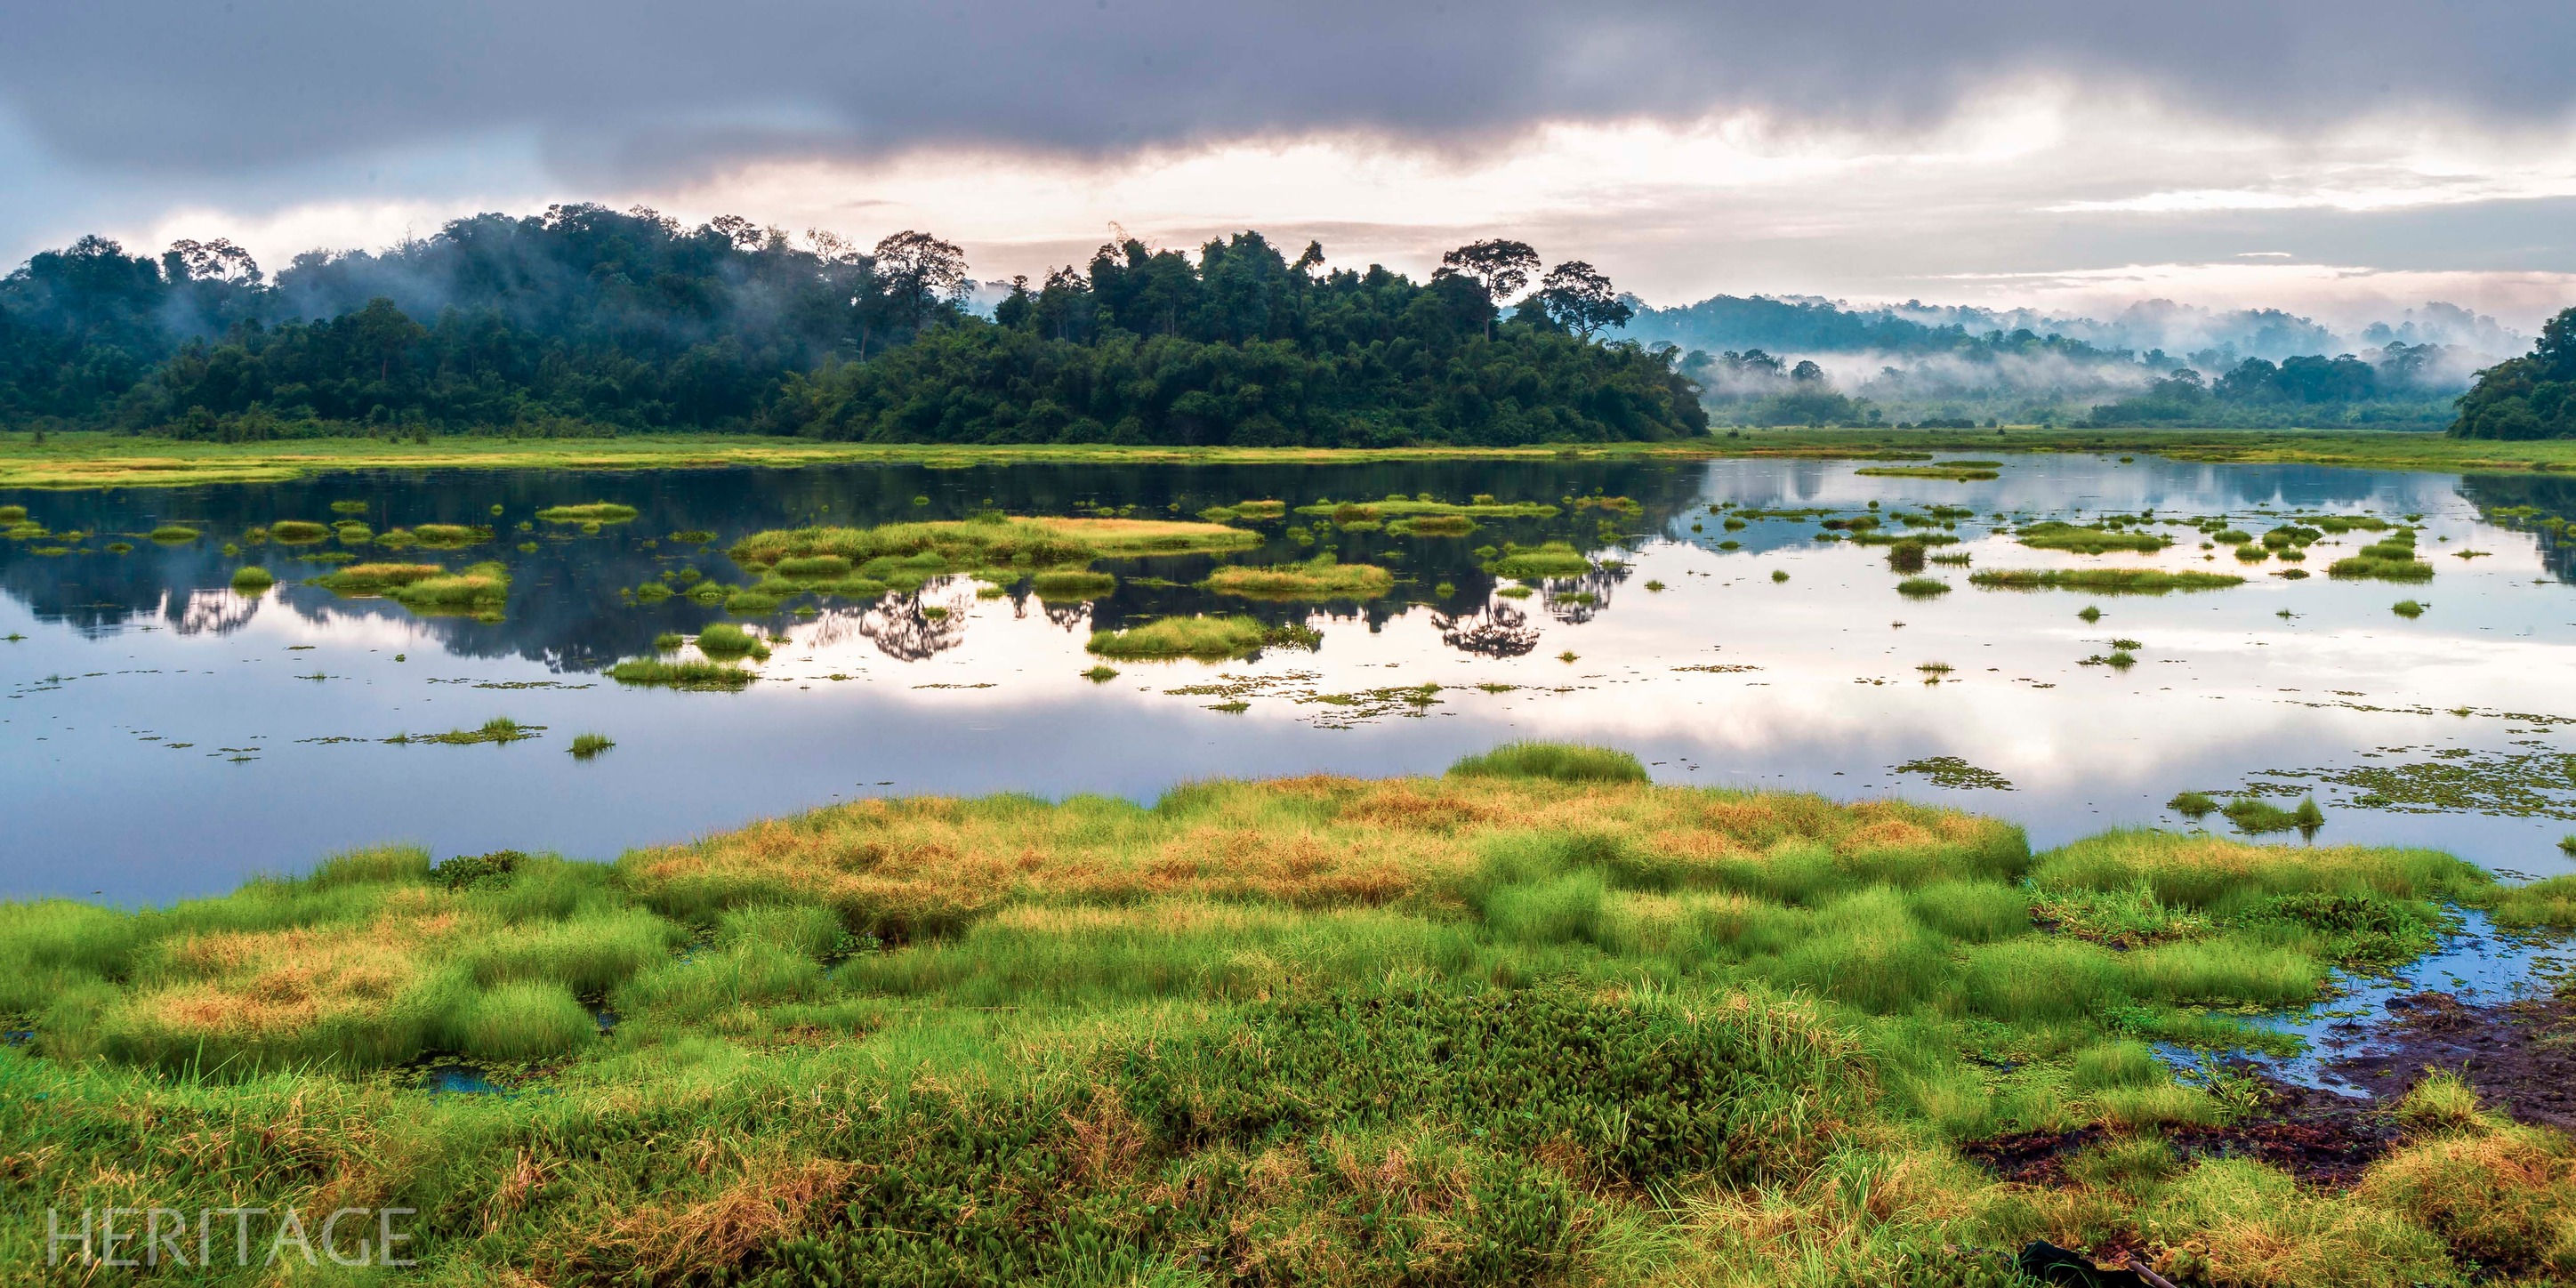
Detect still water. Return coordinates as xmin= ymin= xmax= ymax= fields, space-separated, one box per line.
xmin=8 ymin=453 xmax=2576 ymax=904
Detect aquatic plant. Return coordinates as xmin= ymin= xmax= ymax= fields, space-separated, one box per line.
xmin=2393 ymin=600 xmax=2426 ymax=618
xmin=268 ymin=519 xmax=332 ymax=543
xmin=2168 ymin=791 xmax=2218 ymax=821
xmin=1495 ymin=584 xmax=1534 ymax=598
xmin=104 ymin=541 xmax=133 ymax=554
xmin=569 ymin=733 xmax=615 ymax=760
xmin=652 ymin=632 xmax=683 ymax=651
xmin=1770 ymin=569 xmax=1789 ymax=583
xmin=312 ymin=562 xmax=445 ymax=594
xmin=1196 ymin=499 xmax=1288 ymax=523
xmin=0 ymin=505 xmax=24 ymax=523
xmin=695 ymin=622 xmax=771 ymax=660
xmin=1970 ymin=568 xmax=2243 ymax=593
xmin=535 ymin=502 xmax=640 ymax=523
xmin=632 ymin=581 xmax=673 ymax=604
xmin=229 ymin=566 xmax=275 ymax=593
xmin=1201 ymin=555 xmax=1392 ymax=600
xmin=1896 ymin=576 xmax=1952 ymax=598
xmin=731 ymin=515 xmax=1254 ymax=578
xmin=1885 ymin=538 xmax=1929 ymax=573
xmin=147 ymin=524 xmax=198 ymax=543
xmin=329 ymin=500 xmax=369 ymax=515
xmin=1483 ymin=541 xmax=1591 ymax=578
xmin=608 ymin=657 xmax=756 ymax=689
xmin=1386 ymin=512 xmax=1478 ymax=536
xmin=2013 ymin=521 xmax=2171 ymax=553
xmin=1081 ymin=664 xmax=1121 ymax=682
xmin=1085 ymin=615 xmax=1316 ymax=660
xmin=389 ymin=716 xmax=542 ymax=746
xmin=1031 ymin=569 xmax=1118 ymax=600
xmin=381 ymin=562 xmax=511 ymax=616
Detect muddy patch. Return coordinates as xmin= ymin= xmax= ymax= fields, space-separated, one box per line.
xmin=1964 ymin=1078 xmax=2399 ymax=1187
xmin=2322 ymin=989 xmax=2576 ymax=1131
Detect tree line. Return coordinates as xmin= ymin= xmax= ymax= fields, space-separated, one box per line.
xmin=0 ymin=213 xmax=1702 ymax=445
xmin=2450 ymin=307 xmax=2576 ymax=439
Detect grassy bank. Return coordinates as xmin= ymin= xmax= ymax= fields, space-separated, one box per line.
xmin=3 ymin=745 xmax=2572 ymax=1284
xmin=13 ymin=426 xmax=2576 ymax=491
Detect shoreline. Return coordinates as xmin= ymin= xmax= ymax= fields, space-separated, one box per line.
xmin=8 ymin=426 xmax=2576 ymax=490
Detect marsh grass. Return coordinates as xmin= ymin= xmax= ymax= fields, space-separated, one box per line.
xmin=268 ymin=519 xmax=331 ymax=543
xmin=229 ymin=566 xmax=274 ymax=593
xmin=148 ymin=523 xmax=198 ymax=543
xmin=389 ymin=716 xmax=542 ymax=746
xmin=729 ymin=516 xmax=1255 ymax=595
xmin=1081 ymin=664 xmax=1121 ymax=682
xmin=386 ymin=561 xmax=511 ymax=617
xmin=535 ymin=503 xmax=640 ymax=523
xmin=0 ymin=753 xmax=2563 ymax=1284
xmin=608 ymin=657 xmax=756 ymax=690
xmin=1970 ymin=568 xmax=2243 ymax=592
xmin=2013 ymin=521 xmax=2171 ymax=554
xmin=2393 ymin=600 xmax=2427 ymax=618
xmin=1030 ymin=569 xmax=1118 ymax=600
xmin=1484 ymin=541 xmax=1593 ymax=578
xmin=1203 ymin=554 xmax=1393 ymax=600
xmin=1086 ymin=614 xmax=1317 ymax=660
xmin=694 ymin=623 xmax=771 ymax=660
xmin=1896 ymin=576 xmax=1952 ymax=598
xmin=569 ymin=733 xmax=615 ymax=760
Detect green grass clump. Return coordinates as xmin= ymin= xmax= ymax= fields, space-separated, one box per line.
xmin=569 ymin=733 xmax=615 ymax=760
xmin=1197 ymin=499 xmax=1289 ymax=523
xmin=1085 ymin=614 xmax=1316 ymax=660
xmin=1446 ymin=741 xmax=1648 ymax=784
xmin=268 ymin=519 xmax=332 ymax=543
xmin=1202 ymin=554 xmax=1392 ymax=600
xmin=729 ymin=515 xmax=1255 ymax=590
xmin=1854 ymin=464 xmax=1997 ymax=480
xmin=608 ymin=657 xmax=756 ymax=690
xmin=2168 ymin=790 xmax=2218 ymax=821
xmin=2013 ymin=521 xmax=2172 ymax=553
xmin=1295 ymin=497 xmax=1556 ymax=520
xmin=1970 ymin=568 xmax=2243 ymax=592
xmin=387 ymin=561 xmax=511 ymax=616
xmin=0 ymin=504 xmax=24 ymax=523
xmin=229 ymin=566 xmax=275 ymax=593
xmin=1485 ymin=541 xmax=1592 ymax=578
xmin=389 ymin=716 xmax=541 ymax=746
xmin=1386 ymin=512 xmax=1477 ymax=535
xmin=1030 ymin=569 xmax=1118 ymax=600
xmin=1896 ymin=576 xmax=1952 ymax=598
xmin=652 ymin=632 xmax=683 ymax=651
xmin=632 ymin=581 xmax=673 ymax=604
xmin=329 ymin=499 xmax=370 ymax=515
xmin=535 ymin=502 xmax=639 ymax=523
xmin=1081 ymin=664 xmax=1120 ymax=682
xmin=407 ymin=522 xmax=491 ymax=548
xmin=2330 ymin=528 xmax=2434 ymax=582
xmin=2392 ymin=600 xmax=2426 ymax=618
xmin=694 ymin=622 xmax=770 ymax=660
xmin=312 ymin=561 xmax=444 ymax=594
xmin=147 ymin=523 xmax=198 ymax=543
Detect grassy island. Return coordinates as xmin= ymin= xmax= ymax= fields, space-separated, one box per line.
xmin=1202 ymin=555 xmax=1394 ymax=600
xmin=2 ymin=746 xmax=2571 ymax=1283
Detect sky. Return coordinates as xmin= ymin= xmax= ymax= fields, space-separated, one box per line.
xmin=4 ymin=1 xmax=2574 ymax=328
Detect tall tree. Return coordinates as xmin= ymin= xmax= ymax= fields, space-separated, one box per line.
xmin=1535 ymin=260 xmax=1633 ymax=341
xmin=873 ymin=230 xmax=969 ymax=338
xmin=1437 ymin=239 xmax=1538 ymax=339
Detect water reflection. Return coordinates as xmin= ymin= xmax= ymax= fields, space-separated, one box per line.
xmin=7 ymin=452 xmax=2576 ymax=904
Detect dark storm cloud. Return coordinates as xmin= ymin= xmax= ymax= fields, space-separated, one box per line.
xmin=4 ymin=1 xmax=2572 ymax=180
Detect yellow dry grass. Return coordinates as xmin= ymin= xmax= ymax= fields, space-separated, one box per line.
xmin=128 ymin=900 xmax=473 ymax=1037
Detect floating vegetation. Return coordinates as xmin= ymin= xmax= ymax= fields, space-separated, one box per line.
xmin=1558 ymin=649 xmax=1580 ymax=662
xmin=1855 ymin=464 xmax=1998 ymax=481
xmin=1671 ymin=663 xmax=1760 ymax=673
xmin=406 ymin=523 xmax=493 ymax=549
xmin=329 ymin=500 xmax=370 ymax=516
xmin=669 ymin=529 xmax=716 ymax=544
xmin=652 ymin=632 xmax=684 ymax=651
xmin=1770 ymin=569 xmax=1789 ymax=583
xmin=268 ymin=519 xmax=332 ymax=543
xmin=1081 ymin=664 xmax=1120 ymax=682
xmin=695 ymin=623 xmax=771 ymax=660
xmin=1202 ymin=554 xmax=1391 ymax=600
xmin=568 ymin=733 xmax=615 ymax=760
xmin=2223 ymin=796 xmax=2325 ymax=838
xmin=387 ymin=561 xmax=511 ymax=617
xmin=731 ymin=514 xmax=1256 ymax=597
xmin=1484 ymin=541 xmax=1591 ymax=578
xmin=1296 ymin=497 xmax=1557 ymax=523
xmin=2330 ymin=528 xmax=2435 ymax=582
xmin=1893 ymin=756 xmax=2014 ymax=790
xmin=2012 ymin=521 xmax=2171 ymax=553
xmin=1884 ymin=538 xmax=1930 ymax=573
xmin=2393 ymin=600 xmax=2426 ymax=618
xmin=1895 ymin=576 xmax=1952 ymax=598
xmin=312 ymin=562 xmax=445 ymax=595
xmin=632 ymin=582 xmax=673 ymax=604
xmin=334 ymin=520 xmax=374 ymax=543
xmin=535 ymin=502 xmax=640 ymax=524
xmin=1969 ymin=568 xmax=2242 ymax=593
xmin=0 ymin=504 xmax=24 ymax=523
xmin=1196 ymin=499 xmax=1288 ymax=523
xmin=229 ymin=566 xmax=274 ymax=593
xmin=2243 ymin=747 xmax=2576 ymax=820
xmin=1643 ymin=579 xmax=1666 ymax=592
xmin=1031 ymin=569 xmax=1118 ymax=600
xmin=2079 ymin=649 xmax=2139 ymax=669
xmin=104 ymin=541 xmax=133 ymax=553
xmin=1385 ymin=513 xmax=1477 ymax=536
xmin=1086 ymin=615 xmax=1320 ymax=661
xmin=2167 ymin=791 xmax=2218 ymax=821
xmin=387 ymin=716 xmax=543 ymax=746
xmin=147 ymin=524 xmax=198 ymax=543
xmin=1494 ymin=584 xmax=1534 ymax=598
xmin=608 ymin=657 xmax=755 ymax=690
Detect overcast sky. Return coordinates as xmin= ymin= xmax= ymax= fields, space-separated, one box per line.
xmin=5 ymin=1 xmax=2573 ymax=326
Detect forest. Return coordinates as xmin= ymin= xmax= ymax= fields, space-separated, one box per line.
xmin=0 ymin=209 xmax=1703 ymax=447
xmin=2449 ymin=307 xmax=2576 ymax=439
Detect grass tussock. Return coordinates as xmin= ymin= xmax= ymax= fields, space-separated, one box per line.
xmin=608 ymin=657 xmax=757 ymax=690
xmin=0 ymin=750 xmax=2564 ymax=1284
xmin=1085 ymin=614 xmax=1318 ymax=660
xmin=1485 ymin=540 xmax=1592 ymax=578
xmin=228 ymin=565 xmax=274 ymax=593
xmin=2013 ymin=521 xmax=2172 ymax=554
xmin=386 ymin=560 xmax=511 ymax=616
xmin=1970 ymin=568 xmax=2246 ymax=593
xmin=729 ymin=514 xmax=1256 ymax=584
xmin=1202 ymin=553 xmax=1394 ymax=600
xmin=535 ymin=502 xmax=640 ymax=523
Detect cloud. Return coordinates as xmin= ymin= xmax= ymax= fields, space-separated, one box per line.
xmin=5 ymin=2 xmax=2574 ymax=183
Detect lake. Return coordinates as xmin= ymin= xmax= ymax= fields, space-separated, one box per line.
xmin=8 ymin=451 xmax=2576 ymax=904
